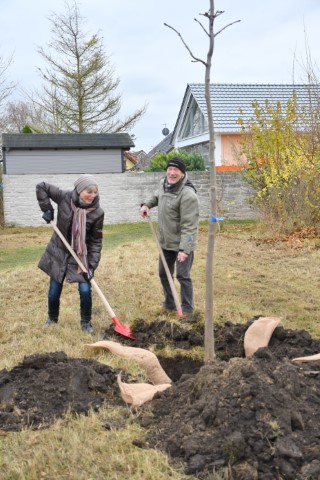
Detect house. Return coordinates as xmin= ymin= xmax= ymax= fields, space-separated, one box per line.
xmin=170 ymin=83 xmax=318 ymax=168
xmin=124 ymin=151 xmax=138 ymax=170
xmin=133 ymin=149 xmax=148 ymax=163
xmin=145 ymin=131 xmax=174 ymax=162
xmin=124 ymin=150 xmax=147 ymax=171
xmin=2 ymin=133 xmax=135 ymax=174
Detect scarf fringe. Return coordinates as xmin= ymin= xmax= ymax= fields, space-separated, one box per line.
xmin=71 ymin=200 xmax=93 ymax=272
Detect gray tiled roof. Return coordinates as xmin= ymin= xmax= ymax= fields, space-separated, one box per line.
xmin=185 ymin=83 xmax=320 ymax=133
xmin=146 ymin=131 xmax=173 ymax=158
xmin=2 ymin=133 xmax=135 ymax=149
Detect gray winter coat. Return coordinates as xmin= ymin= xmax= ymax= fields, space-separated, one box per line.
xmin=144 ymin=174 xmax=199 ymax=254
xmin=36 ymin=182 xmax=104 ymax=284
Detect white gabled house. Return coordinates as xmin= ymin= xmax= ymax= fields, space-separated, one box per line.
xmin=171 ymin=83 xmax=318 ymax=169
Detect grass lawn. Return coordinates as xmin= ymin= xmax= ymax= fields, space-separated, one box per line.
xmin=0 ymin=220 xmax=320 ymax=479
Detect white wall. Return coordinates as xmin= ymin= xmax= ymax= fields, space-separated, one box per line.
xmin=3 ymin=171 xmax=256 ymax=226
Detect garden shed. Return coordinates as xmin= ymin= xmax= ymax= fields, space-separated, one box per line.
xmin=2 ymin=133 xmax=135 ymax=174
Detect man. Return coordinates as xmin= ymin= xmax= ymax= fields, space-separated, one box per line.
xmin=140 ymin=157 xmax=199 ymax=316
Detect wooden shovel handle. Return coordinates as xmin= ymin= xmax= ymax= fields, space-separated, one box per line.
xmin=147 ymin=216 xmax=183 ymax=316
xmin=50 ymin=221 xmax=116 ymax=319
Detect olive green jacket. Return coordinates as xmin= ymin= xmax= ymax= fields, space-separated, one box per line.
xmin=144 ymin=175 xmax=199 ymax=254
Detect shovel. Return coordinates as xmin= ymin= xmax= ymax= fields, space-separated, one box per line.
xmin=146 ymin=216 xmax=183 ymax=317
xmin=50 ymin=221 xmax=136 ymax=340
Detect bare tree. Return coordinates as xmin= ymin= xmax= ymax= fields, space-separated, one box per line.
xmin=1 ymin=100 xmax=51 ymax=133
xmin=165 ymin=1 xmax=240 ymax=363
xmin=0 ymin=53 xmax=16 ymax=131
xmin=33 ymin=1 xmax=146 ymax=133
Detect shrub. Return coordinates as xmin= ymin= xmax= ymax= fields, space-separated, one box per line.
xmin=147 ymin=150 xmax=206 ymax=172
xmin=238 ymin=95 xmax=320 ymax=235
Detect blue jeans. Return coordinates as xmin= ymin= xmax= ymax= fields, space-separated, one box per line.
xmin=48 ymin=278 xmax=92 ymax=321
xmin=159 ymin=249 xmax=194 ymax=313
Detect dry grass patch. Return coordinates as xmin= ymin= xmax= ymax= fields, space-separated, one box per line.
xmin=1 ymin=222 xmax=320 ymax=480
xmin=0 ymin=408 xmax=188 ymax=480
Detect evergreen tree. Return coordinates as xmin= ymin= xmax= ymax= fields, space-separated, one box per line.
xmin=34 ymin=1 xmax=145 ymax=133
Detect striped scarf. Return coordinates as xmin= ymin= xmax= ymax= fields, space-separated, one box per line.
xmin=71 ymin=200 xmax=94 ymax=272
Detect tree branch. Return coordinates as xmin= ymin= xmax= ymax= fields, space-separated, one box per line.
xmin=194 ymin=18 xmax=209 ymax=37
xmin=202 ymin=9 xmax=224 ymax=19
xmin=215 ymin=20 xmax=241 ymax=37
xmin=164 ymin=23 xmax=207 ymax=66
xmin=200 ymin=8 xmax=241 ymax=38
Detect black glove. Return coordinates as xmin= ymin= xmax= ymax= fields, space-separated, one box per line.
xmin=81 ymin=269 xmax=94 ymax=282
xmin=42 ymin=210 xmax=54 ymax=224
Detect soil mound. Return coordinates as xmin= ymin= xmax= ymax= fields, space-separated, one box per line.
xmin=104 ymin=317 xmax=204 ymax=350
xmin=144 ymin=353 xmax=320 ymax=480
xmin=123 ymin=319 xmax=320 ymax=480
xmin=1 ymin=319 xmax=320 ymax=479
xmin=104 ymin=316 xmax=320 ymax=362
xmin=0 ymin=351 xmax=122 ymax=432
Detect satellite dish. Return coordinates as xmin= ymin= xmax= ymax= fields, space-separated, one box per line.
xmin=162 ymin=127 xmax=170 ymax=136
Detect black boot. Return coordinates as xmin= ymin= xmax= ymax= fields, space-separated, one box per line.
xmin=81 ymin=319 xmax=93 ymax=334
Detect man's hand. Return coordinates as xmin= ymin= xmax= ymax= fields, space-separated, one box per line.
xmin=42 ymin=210 xmax=54 ymax=224
xmin=178 ymin=251 xmax=188 ymax=263
xmin=140 ymin=205 xmax=150 ymax=218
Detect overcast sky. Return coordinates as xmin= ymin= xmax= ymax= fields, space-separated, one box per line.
xmin=1 ymin=0 xmax=319 ymax=153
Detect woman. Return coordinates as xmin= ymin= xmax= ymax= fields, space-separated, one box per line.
xmin=36 ymin=174 xmax=104 ymax=333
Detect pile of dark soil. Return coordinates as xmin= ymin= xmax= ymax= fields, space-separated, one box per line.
xmin=104 ymin=317 xmax=204 ymax=350
xmin=0 ymin=351 xmax=123 ymax=432
xmin=143 ymin=352 xmax=320 ymax=480
xmin=123 ymin=319 xmax=320 ymax=480
xmin=1 ymin=318 xmax=320 ymax=479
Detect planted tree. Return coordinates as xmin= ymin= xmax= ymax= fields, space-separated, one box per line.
xmin=165 ymin=1 xmax=240 ymax=362
xmin=33 ymin=1 xmax=146 ymax=133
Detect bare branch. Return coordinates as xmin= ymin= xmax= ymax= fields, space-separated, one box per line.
xmin=194 ymin=18 xmax=209 ymax=37
xmin=202 ymin=9 xmax=224 ymax=18
xmin=199 ymin=8 xmax=240 ymax=38
xmin=164 ymin=23 xmax=206 ymax=66
xmin=215 ymin=20 xmax=241 ymax=37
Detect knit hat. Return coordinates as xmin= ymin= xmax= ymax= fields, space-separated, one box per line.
xmin=166 ymin=157 xmax=186 ymax=174
xmin=74 ymin=174 xmax=98 ymax=194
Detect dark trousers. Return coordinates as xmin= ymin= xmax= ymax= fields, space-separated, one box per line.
xmin=159 ymin=249 xmax=194 ymax=313
xmin=48 ymin=278 xmax=92 ymax=321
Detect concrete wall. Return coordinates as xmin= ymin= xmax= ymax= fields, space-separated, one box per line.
xmin=3 ymin=171 xmax=257 ymax=226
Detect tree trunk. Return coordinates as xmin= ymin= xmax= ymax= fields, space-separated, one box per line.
xmin=204 ymin=0 xmax=217 ymax=364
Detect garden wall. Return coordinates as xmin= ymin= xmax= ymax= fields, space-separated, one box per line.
xmin=3 ymin=171 xmax=256 ymax=226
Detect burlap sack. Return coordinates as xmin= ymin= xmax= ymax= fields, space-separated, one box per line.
xmin=292 ymin=353 xmax=320 ymax=363
xmin=117 ymin=373 xmax=171 ymax=407
xmin=244 ymin=316 xmax=281 ymax=357
xmin=85 ymin=340 xmax=172 ymax=385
